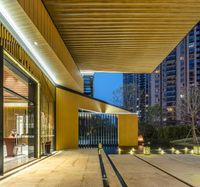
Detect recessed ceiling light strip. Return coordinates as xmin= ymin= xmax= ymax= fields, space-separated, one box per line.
xmin=0 ymin=1 xmax=56 ymax=85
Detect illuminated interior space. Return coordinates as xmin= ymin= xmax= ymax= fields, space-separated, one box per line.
xmin=3 ymin=54 xmax=37 ymax=172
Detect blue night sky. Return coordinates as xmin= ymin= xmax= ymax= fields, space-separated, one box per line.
xmin=94 ymin=73 xmax=122 ymax=104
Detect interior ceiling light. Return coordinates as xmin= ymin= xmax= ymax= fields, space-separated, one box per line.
xmin=0 ymin=1 xmax=57 ymax=84
xmin=34 ymin=41 xmax=38 ymax=46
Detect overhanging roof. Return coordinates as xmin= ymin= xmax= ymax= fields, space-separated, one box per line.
xmin=43 ymin=0 xmax=200 ymax=73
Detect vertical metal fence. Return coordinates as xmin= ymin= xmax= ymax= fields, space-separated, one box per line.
xmin=79 ymin=110 xmax=118 ymax=146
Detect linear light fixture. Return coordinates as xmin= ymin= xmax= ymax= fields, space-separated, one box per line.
xmin=80 ymin=70 xmax=95 ymax=75
xmin=0 ymin=1 xmax=57 ymax=84
xmin=4 ymin=103 xmax=28 ymax=107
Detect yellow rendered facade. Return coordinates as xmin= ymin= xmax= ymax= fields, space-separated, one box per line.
xmin=118 ymin=114 xmax=138 ymax=147
xmin=56 ymin=88 xmax=138 ymax=149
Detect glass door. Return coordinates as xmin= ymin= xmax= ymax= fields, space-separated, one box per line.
xmin=1 ymin=53 xmax=37 ymax=173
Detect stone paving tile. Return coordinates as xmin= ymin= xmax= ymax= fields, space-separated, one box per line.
xmin=138 ymin=154 xmax=200 ymax=187
xmin=110 ymin=154 xmax=188 ymax=187
xmin=0 ymin=149 xmax=103 ymax=187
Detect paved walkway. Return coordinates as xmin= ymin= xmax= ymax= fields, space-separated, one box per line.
xmin=138 ymin=154 xmax=200 ymax=187
xmin=109 ymin=154 xmax=188 ymax=187
xmin=2 ymin=150 xmax=200 ymax=187
xmin=0 ymin=149 xmax=103 ymax=187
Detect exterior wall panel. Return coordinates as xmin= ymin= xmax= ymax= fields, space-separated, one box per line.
xmin=118 ymin=114 xmax=138 ymax=147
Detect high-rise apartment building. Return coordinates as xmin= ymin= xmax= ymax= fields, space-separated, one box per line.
xmin=151 ymin=49 xmax=177 ymax=124
xmin=123 ymin=73 xmax=151 ymax=121
xmin=82 ymin=73 xmax=94 ymax=97
xmin=151 ymin=22 xmax=200 ymax=124
xmin=123 ymin=73 xmax=137 ymax=112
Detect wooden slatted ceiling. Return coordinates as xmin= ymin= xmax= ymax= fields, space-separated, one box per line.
xmin=43 ymin=0 xmax=200 ymax=73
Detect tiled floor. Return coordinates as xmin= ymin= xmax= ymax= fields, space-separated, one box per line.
xmin=0 ymin=149 xmax=103 ymax=187
xmin=109 ymin=154 xmax=189 ymax=187
xmin=137 ymin=154 xmax=200 ymax=187
xmin=4 ymin=145 xmax=34 ymax=172
xmin=2 ymin=149 xmax=200 ymax=187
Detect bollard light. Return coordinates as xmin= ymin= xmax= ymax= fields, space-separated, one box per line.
xmin=143 ymin=146 xmax=151 ymax=155
xmin=175 ymin=150 xmax=180 ymax=154
xmin=184 ymin=147 xmax=189 ymax=154
xmin=160 ymin=150 xmax=165 ymax=155
xmin=98 ymin=143 xmax=102 ymax=149
xmin=190 ymin=149 xmax=194 ymax=154
xmin=129 ymin=150 xmax=134 ymax=155
xmin=171 ymin=147 xmax=175 ymax=153
xmin=158 ymin=147 xmax=162 ymax=152
xmin=118 ymin=147 xmax=121 ymax=154
xmin=193 ymin=146 xmax=200 ymax=155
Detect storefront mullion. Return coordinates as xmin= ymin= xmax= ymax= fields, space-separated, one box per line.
xmin=0 ymin=46 xmax=4 ymax=175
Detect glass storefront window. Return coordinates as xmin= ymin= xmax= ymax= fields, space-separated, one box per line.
xmin=3 ymin=56 xmax=37 ymax=172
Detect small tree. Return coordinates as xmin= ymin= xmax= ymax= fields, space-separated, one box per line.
xmin=145 ymin=105 xmax=163 ymax=127
xmin=179 ymin=86 xmax=200 ymax=144
xmin=112 ymin=83 xmax=137 ymax=111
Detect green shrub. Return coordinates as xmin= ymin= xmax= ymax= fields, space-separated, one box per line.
xmin=139 ymin=123 xmax=192 ymax=144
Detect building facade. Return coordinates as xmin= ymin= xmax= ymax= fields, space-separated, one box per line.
xmin=151 ymin=49 xmax=177 ymax=124
xmin=123 ymin=73 xmax=151 ymax=121
xmin=82 ymin=73 xmax=94 ymax=97
xmin=151 ymin=22 xmax=200 ymax=124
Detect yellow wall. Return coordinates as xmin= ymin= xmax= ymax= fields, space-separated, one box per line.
xmin=118 ymin=114 xmax=138 ymax=147
xmin=56 ymin=88 xmax=138 ymax=150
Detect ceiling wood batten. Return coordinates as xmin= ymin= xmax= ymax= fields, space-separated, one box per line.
xmin=43 ymin=0 xmax=200 ymax=73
